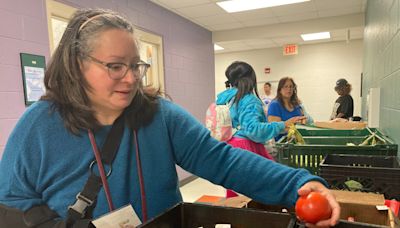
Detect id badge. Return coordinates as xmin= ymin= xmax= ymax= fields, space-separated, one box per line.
xmin=92 ymin=204 xmax=142 ymax=228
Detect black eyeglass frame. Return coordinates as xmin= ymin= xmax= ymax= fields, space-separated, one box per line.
xmin=86 ymin=55 xmax=150 ymax=80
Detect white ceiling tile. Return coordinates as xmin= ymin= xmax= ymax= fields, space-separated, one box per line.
xmin=241 ymin=17 xmax=280 ymax=27
xmin=175 ymin=3 xmax=226 ymax=18
xmin=313 ymin=0 xmax=364 ymax=11
xmin=194 ymin=14 xmax=238 ymax=26
xmin=150 ymin=0 xmax=365 ymax=53
xmin=150 ymin=0 xmax=211 ymax=9
xmin=230 ymin=8 xmax=276 ymax=21
xmin=270 ymin=1 xmax=316 ymax=16
xmin=278 ymin=11 xmax=319 ymax=23
xmin=318 ymin=7 xmax=362 ymax=18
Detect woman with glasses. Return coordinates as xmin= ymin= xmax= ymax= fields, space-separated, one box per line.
xmin=267 ymin=77 xmax=313 ymax=140
xmin=0 ymin=9 xmax=339 ymax=228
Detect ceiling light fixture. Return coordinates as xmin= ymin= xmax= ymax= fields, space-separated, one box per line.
xmin=214 ymin=44 xmax=224 ymax=51
xmin=301 ymin=32 xmax=331 ymax=41
xmin=217 ymin=0 xmax=310 ymax=13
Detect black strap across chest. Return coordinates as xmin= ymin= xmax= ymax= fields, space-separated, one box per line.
xmin=66 ymin=114 xmax=125 ymax=225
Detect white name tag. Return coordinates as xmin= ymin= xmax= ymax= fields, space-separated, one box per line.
xmin=92 ymin=204 xmax=142 ymax=228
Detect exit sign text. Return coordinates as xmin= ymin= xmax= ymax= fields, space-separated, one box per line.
xmin=283 ymin=44 xmax=298 ymax=55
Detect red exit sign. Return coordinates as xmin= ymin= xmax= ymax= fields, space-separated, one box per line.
xmin=283 ymin=44 xmax=298 ymax=55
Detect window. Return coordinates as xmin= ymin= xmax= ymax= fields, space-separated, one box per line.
xmin=136 ymin=29 xmax=165 ymax=90
xmin=45 ymin=0 xmax=76 ymax=54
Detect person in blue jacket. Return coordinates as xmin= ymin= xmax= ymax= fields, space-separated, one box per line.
xmin=268 ymin=77 xmax=313 ymax=141
xmin=217 ymin=62 xmax=306 ymax=198
xmin=0 ymin=9 xmax=339 ymax=228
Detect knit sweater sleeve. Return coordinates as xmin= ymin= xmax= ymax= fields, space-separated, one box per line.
xmin=236 ymin=95 xmax=285 ymax=143
xmin=160 ymin=99 xmax=326 ymax=207
xmin=0 ymin=103 xmax=46 ymax=210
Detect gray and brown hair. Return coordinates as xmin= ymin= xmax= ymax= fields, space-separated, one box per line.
xmin=42 ymin=8 xmax=159 ymax=134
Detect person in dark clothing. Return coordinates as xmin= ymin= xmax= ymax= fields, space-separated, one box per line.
xmin=330 ymin=78 xmax=354 ymax=120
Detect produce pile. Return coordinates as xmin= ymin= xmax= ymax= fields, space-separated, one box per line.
xmin=287 ymin=124 xmax=305 ymax=145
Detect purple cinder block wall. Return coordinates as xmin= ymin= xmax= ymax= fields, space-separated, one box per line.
xmin=0 ymin=0 xmax=215 ymax=180
xmin=0 ymin=0 xmax=50 ymax=157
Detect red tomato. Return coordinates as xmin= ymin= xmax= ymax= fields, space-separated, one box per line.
xmin=295 ymin=192 xmax=332 ymax=224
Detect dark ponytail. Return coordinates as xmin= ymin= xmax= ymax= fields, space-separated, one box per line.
xmin=225 ymin=61 xmax=260 ymax=104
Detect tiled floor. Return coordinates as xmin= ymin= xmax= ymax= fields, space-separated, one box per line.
xmin=179 ymin=177 xmax=226 ymax=203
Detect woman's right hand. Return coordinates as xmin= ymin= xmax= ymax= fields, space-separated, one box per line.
xmin=330 ymin=117 xmax=348 ymax=123
xmin=284 ymin=116 xmax=306 ymax=131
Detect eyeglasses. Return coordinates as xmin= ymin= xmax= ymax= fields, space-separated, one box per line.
xmin=86 ymin=55 xmax=150 ymax=80
xmin=283 ymin=85 xmax=295 ymax=90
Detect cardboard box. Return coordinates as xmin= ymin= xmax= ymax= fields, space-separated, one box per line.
xmin=212 ymin=195 xmax=251 ymax=208
xmin=213 ymin=195 xmax=294 ymax=214
xmin=331 ymin=190 xmax=399 ymax=228
xmin=195 ymin=195 xmax=225 ymax=205
xmin=213 ymin=192 xmax=400 ymax=228
xmin=314 ymin=121 xmax=367 ymax=130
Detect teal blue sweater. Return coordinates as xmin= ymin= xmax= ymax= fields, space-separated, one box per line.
xmin=0 ymin=99 xmax=325 ymax=221
xmin=216 ymin=88 xmax=285 ymax=143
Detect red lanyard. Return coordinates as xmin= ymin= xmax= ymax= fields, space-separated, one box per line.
xmin=88 ymin=130 xmax=148 ymax=221
xmin=133 ymin=130 xmax=147 ymax=222
xmin=88 ymin=130 xmax=115 ymax=211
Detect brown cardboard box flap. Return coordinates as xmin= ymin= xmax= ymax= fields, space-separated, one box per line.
xmin=314 ymin=121 xmax=367 ymax=130
xmin=331 ymin=190 xmax=400 ymax=227
xmin=331 ymin=190 xmax=385 ymax=206
xmin=212 ymin=196 xmax=251 ymax=208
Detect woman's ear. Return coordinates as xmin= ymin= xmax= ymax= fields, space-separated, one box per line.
xmin=78 ymin=58 xmax=86 ymax=72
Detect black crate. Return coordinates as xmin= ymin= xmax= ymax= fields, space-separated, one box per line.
xmin=138 ymin=202 xmax=388 ymax=228
xmin=320 ymin=154 xmax=400 ymax=200
xmin=138 ymin=202 xmax=297 ymax=228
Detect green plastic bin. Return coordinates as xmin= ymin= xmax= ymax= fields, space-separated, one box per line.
xmin=296 ymin=126 xmax=390 ymax=138
xmin=275 ymin=130 xmax=398 ymax=175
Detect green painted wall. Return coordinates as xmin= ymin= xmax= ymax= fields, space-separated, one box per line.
xmin=363 ymin=0 xmax=400 ymax=156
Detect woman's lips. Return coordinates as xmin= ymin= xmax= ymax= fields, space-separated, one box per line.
xmin=115 ymin=90 xmax=131 ymax=94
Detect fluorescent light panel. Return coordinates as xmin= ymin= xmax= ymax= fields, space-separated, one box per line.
xmin=214 ymin=44 xmax=224 ymax=51
xmin=301 ymin=32 xmax=331 ymax=41
xmin=217 ymin=0 xmax=310 ymax=13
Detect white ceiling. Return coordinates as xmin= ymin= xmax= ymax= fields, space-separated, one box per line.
xmin=150 ymin=0 xmax=366 ymax=53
